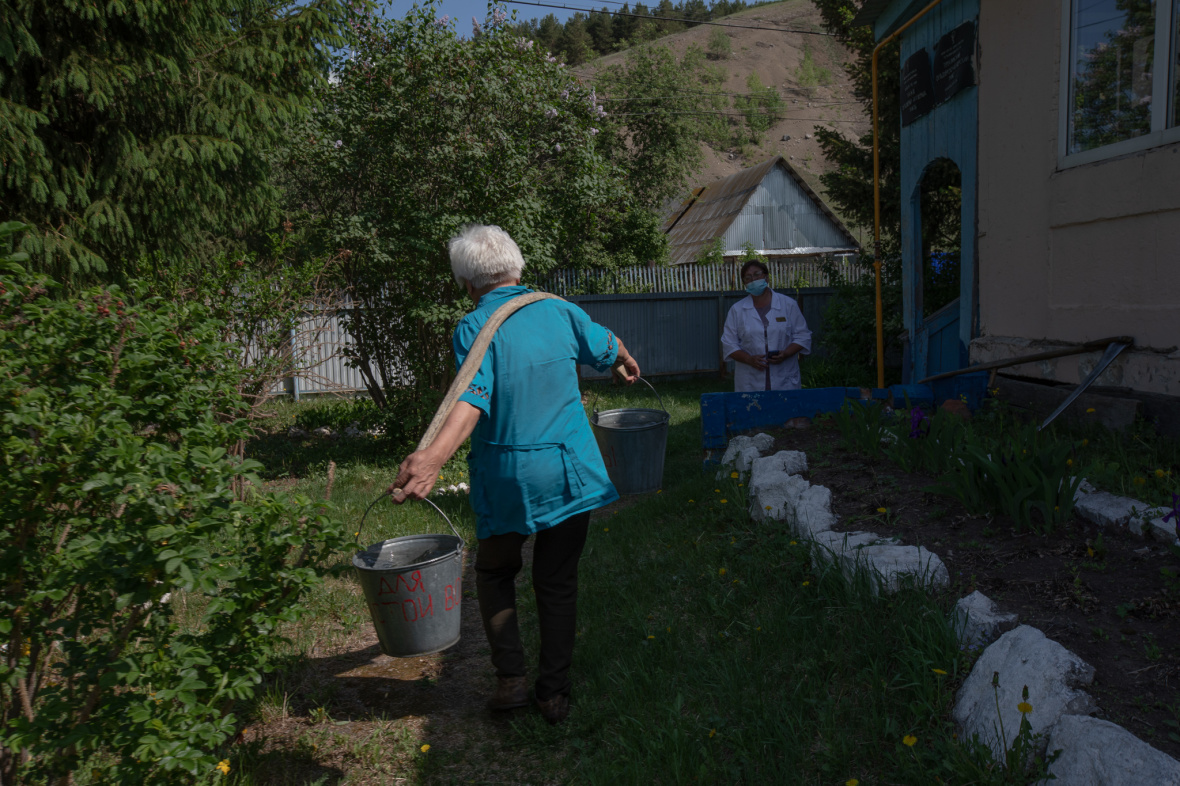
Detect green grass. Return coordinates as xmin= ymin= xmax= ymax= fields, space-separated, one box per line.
xmin=223 ymin=377 xmax=1063 ymax=784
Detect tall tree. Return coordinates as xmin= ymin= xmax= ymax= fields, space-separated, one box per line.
xmin=0 ymin=0 xmax=349 ymax=283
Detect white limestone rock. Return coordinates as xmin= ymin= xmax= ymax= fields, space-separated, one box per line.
xmin=749 ymin=450 xmax=809 ymax=484
xmin=954 ymin=626 xmax=1096 ymax=758
xmin=344 ymin=420 xmax=364 ymax=438
xmin=953 ymin=591 xmax=1018 ymax=651
xmin=1145 ymin=514 xmax=1180 ymax=545
xmin=852 ymin=543 xmax=949 ymax=594
xmin=1041 ymin=715 xmax=1180 ymax=786
xmin=809 ymin=530 xmax=888 ymax=571
xmin=748 ymin=471 xmax=810 ymax=524
xmin=311 ymin=426 xmax=332 ymax=438
xmin=721 ymin=433 xmax=775 ymax=472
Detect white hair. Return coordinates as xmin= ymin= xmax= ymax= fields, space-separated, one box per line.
xmin=448 ymin=224 xmax=525 ymax=289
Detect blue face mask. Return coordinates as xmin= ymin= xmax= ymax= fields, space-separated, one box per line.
xmin=745 ymin=279 xmax=769 ymax=296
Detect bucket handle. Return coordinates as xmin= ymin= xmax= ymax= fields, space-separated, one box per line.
xmin=589 ymin=375 xmax=667 ymax=415
xmin=354 ymin=490 xmax=463 ymax=546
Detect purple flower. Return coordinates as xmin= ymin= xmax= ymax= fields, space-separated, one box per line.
xmin=554 ymin=143 xmax=562 ymax=152
xmin=472 ymin=17 xmax=482 ymax=34
xmin=334 ymin=139 xmax=343 ymax=148
xmin=589 ymin=127 xmax=599 ymax=135
xmin=434 ymin=14 xmax=450 ymax=27
xmin=515 ymin=37 xmax=533 ymax=50
xmin=1163 ymin=493 xmax=1180 ymax=539
xmin=491 ymin=7 xmax=508 ymax=25
xmin=544 ymin=107 xmax=558 ymax=118
xmin=560 ymin=88 xmax=569 ymax=100
xmin=908 ymin=406 xmax=928 ymax=438
xmin=596 ymin=104 xmax=607 ymax=117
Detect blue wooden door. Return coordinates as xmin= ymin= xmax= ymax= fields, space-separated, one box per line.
xmin=913 ymin=297 xmax=967 ymax=379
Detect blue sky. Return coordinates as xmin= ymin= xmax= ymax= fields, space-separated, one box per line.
xmin=384 ymin=0 xmax=581 ymax=31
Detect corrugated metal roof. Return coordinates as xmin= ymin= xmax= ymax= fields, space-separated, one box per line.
xmin=662 ymin=156 xmax=860 ymax=266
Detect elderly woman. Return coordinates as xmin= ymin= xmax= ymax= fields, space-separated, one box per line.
xmin=720 ymin=259 xmax=812 ymax=392
xmin=390 ymin=224 xmax=640 ymax=725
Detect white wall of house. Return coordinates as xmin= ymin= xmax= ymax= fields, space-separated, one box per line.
xmin=974 ymin=0 xmax=1180 ymax=396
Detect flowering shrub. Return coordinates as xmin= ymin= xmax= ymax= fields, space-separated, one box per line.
xmin=0 ymin=255 xmax=346 ymax=783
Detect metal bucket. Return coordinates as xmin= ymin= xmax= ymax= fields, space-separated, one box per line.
xmin=353 ymin=497 xmax=465 ymax=658
xmin=590 ymin=377 xmax=670 ymax=495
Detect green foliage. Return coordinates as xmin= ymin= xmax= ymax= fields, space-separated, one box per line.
xmin=706 ymin=28 xmax=732 ymax=59
xmin=794 ymin=43 xmax=832 ymax=95
xmin=278 ymin=1 xmax=663 ymax=403
xmin=695 ymin=236 xmax=726 ymax=266
xmin=0 ymin=0 xmax=351 ymax=283
xmin=145 ymin=237 xmax=341 ymax=415
xmin=818 ymin=254 xmax=904 ymax=380
xmin=835 ymin=397 xmax=1084 ymax=535
xmin=596 ymin=42 xmax=729 ymax=208
xmin=733 ymin=72 xmax=784 ymax=144
xmin=293 ymin=397 xmax=383 ymax=435
xmin=0 ymin=254 xmax=347 ymax=783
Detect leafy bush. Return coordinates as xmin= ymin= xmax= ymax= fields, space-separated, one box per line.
xmin=293 ymin=397 xmax=384 ymax=435
xmin=733 ymin=73 xmax=785 ymax=144
xmin=706 ymin=28 xmax=731 ymax=60
xmin=0 ymin=256 xmax=346 ymax=784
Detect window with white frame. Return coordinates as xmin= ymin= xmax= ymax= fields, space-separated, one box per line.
xmin=1062 ymin=0 xmax=1180 ymax=162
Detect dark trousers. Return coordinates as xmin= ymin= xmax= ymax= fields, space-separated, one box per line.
xmin=474 ymin=512 xmax=590 ymax=702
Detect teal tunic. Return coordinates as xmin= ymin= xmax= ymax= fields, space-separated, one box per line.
xmin=455 ymin=286 xmax=620 ymax=539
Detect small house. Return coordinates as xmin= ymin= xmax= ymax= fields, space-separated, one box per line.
xmin=661 ymin=156 xmax=861 ymax=267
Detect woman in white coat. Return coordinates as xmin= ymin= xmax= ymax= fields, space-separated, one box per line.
xmin=720 ymin=260 xmax=812 ymax=392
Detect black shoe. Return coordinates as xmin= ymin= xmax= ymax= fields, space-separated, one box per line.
xmin=535 ymin=693 xmax=569 ymax=725
xmin=487 ymin=676 xmax=529 ymax=711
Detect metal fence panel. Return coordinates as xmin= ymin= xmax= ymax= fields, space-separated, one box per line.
xmin=569 ymin=288 xmax=835 ymax=380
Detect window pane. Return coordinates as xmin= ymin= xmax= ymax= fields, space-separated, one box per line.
xmin=1068 ymin=0 xmax=1156 ymax=154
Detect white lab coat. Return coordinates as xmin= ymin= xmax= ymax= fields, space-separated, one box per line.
xmin=720 ymin=290 xmax=812 ymax=392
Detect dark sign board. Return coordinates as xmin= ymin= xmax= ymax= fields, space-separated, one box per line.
xmin=901 ymin=49 xmax=935 ymax=126
xmin=933 ymin=21 xmax=977 ymax=105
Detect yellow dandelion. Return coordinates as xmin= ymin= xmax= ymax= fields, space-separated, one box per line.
xmin=689 ymin=499 xmax=695 ymax=503
xmin=1017 ymin=702 xmax=1033 ymax=714
xmin=420 ymin=744 xmax=431 ymax=753
xmin=604 ymin=527 xmax=609 ymax=532
xmin=765 ymin=505 xmax=772 ymax=510
xmin=932 ymin=668 xmax=947 ymax=675
xmin=847 ymin=780 xmax=860 ymax=786
xmin=902 ymin=735 xmax=917 ymax=747
xmin=730 ymin=471 xmax=739 ymax=478
xmin=738 ymin=483 xmax=744 ymax=487
xmin=647 ymin=635 xmax=655 ymax=640
xmin=666 ymin=626 xmax=671 ymax=633
xmin=657 ymin=489 xmax=662 ymax=494
xmin=876 ymin=507 xmax=887 ymax=514
xmin=720 ymin=498 xmax=728 ymax=504
xmin=1134 ymin=477 xmax=1146 ymax=485
xmin=1086 ymin=408 xmax=1096 ymax=414
xmin=732 ymin=579 xmax=739 ymax=584
xmin=802 ymin=581 xmax=810 ymax=587
xmin=719 ymin=568 xmax=727 ymax=576
xmin=1087 ymin=547 xmax=1094 ymax=557
xmin=216 ymin=760 xmax=231 ymax=775
xmin=755 ymin=626 xmax=762 ymax=631
xmin=1067 ymin=459 xmax=1073 ymax=466
xmin=709 ymin=729 xmax=716 ymax=738
xmin=790 ymin=540 xmax=797 ymax=545
xmin=1156 ymin=469 xmax=1166 ymax=478
xmin=714 ymin=488 xmax=721 ymax=493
